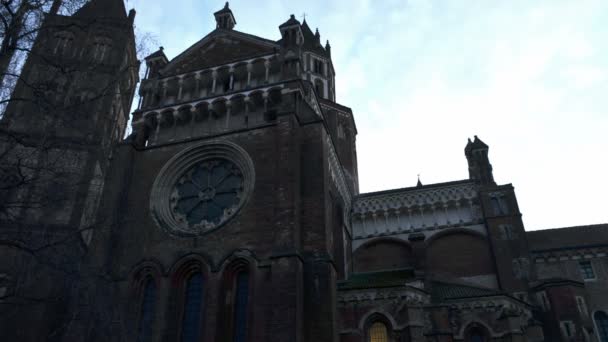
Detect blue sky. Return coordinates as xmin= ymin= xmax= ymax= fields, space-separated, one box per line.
xmin=127 ymin=0 xmax=608 ymax=230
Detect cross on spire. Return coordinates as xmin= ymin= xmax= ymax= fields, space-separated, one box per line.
xmin=301 ymin=12 xmax=307 ymax=22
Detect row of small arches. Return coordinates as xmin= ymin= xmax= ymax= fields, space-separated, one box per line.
xmin=142 ymin=87 xmax=284 ymax=130
xmin=141 ymin=58 xmax=281 ymax=110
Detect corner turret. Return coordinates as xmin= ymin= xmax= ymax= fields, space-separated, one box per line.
xmin=214 ymin=2 xmax=236 ymax=30
xmin=465 ymin=136 xmax=495 ymax=186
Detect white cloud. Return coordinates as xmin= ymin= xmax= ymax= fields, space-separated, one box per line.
xmin=132 ymin=0 xmax=608 ymax=230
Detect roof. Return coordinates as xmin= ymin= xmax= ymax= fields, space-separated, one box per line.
xmin=465 ymin=135 xmax=489 ymax=153
xmin=74 ymin=0 xmax=127 ymax=20
xmin=338 ymin=269 xmax=415 ymax=290
xmin=214 ymin=2 xmax=233 ymax=15
xmin=529 ymin=278 xmax=585 ymax=290
xmin=527 ymin=223 xmax=608 ymax=251
xmin=356 ymin=179 xmax=474 ymax=199
xmin=431 ymin=281 xmax=501 ymax=301
xmin=301 ymin=20 xmax=328 ymax=56
xmin=145 ymin=48 xmax=168 ymax=61
xmin=279 ymin=14 xmax=301 ymax=29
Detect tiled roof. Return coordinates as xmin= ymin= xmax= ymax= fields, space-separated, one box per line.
xmin=527 ymin=224 xmax=608 ymax=251
xmin=431 ymin=281 xmax=501 ymax=301
xmin=338 ymin=269 xmax=415 ymax=290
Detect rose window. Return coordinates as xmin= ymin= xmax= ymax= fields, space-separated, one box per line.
xmin=171 ymin=159 xmax=244 ymax=229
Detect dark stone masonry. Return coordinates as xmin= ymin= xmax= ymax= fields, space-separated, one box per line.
xmin=0 ymin=1 xmax=607 ymax=341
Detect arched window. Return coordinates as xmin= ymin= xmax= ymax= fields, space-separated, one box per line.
xmin=233 ymin=271 xmax=249 ymax=342
xmin=181 ymin=273 xmax=203 ymax=342
xmin=368 ymin=322 xmax=388 ymax=342
xmin=595 ymin=311 xmax=608 ymax=342
xmin=469 ymin=327 xmax=485 ymax=342
xmin=315 ymin=79 xmax=324 ymax=99
xmin=137 ymin=277 xmax=157 ymax=342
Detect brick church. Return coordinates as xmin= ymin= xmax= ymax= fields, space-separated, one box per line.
xmin=0 ymin=1 xmax=607 ymax=341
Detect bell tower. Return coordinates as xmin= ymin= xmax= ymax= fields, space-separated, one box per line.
xmin=0 ymin=0 xmax=139 ymax=339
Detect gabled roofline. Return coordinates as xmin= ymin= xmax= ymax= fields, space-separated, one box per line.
xmin=357 ymin=179 xmax=475 ymax=199
xmin=159 ymin=29 xmax=280 ymax=75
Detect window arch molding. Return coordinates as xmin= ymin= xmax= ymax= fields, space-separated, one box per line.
xmin=593 ymin=310 xmax=608 ymax=342
xmin=423 ymin=227 xmax=488 ymax=248
xmin=129 ymin=261 xmax=164 ymax=342
xmin=457 ymin=321 xmax=494 ymax=341
xmin=217 ymin=254 xmax=256 ymax=342
xmin=360 ymin=312 xmax=394 ymax=342
xmin=168 ymin=256 xmax=211 ymax=342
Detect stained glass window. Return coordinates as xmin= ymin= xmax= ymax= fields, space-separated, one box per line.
xmin=596 ymin=311 xmax=608 ymax=342
xmin=369 ymin=322 xmax=388 ymax=342
xmin=233 ymin=272 xmax=249 ymax=342
xmin=181 ymin=273 xmax=203 ymax=342
xmin=137 ymin=278 xmax=156 ymax=342
xmin=172 ymin=159 xmax=244 ymax=229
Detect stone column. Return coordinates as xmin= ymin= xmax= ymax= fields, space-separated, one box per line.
xmin=211 ymin=69 xmax=218 ymax=94
xmin=263 ymin=91 xmax=269 ymax=112
xmin=229 ymin=66 xmax=235 ymax=90
xmin=161 ymin=80 xmax=168 ymax=100
xmin=177 ymin=77 xmax=184 ymax=100
xmin=246 ymin=62 xmax=252 ymax=87
xmin=264 ymin=59 xmax=270 ymax=83
xmin=195 ymin=72 xmax=201 ymax=97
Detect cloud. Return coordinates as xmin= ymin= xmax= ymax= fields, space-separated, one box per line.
xmin=131 ymin=0 xmax=608 ymax=230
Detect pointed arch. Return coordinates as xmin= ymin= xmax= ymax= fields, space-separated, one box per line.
xmin=594 ymin=311 xmax=608 ymax=342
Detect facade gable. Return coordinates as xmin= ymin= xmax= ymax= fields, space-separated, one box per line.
xmin=162 ymin=31 xmax=278 ymax=75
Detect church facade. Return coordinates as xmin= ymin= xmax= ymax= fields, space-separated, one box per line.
xmin=0 ymin=1 xmax=607 ymax=342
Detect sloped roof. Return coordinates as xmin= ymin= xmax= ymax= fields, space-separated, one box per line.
xmin=301 ymin=20 xmax=328 ymax=56
xmin=74 ymin=0 xmax=127 ymax=20
xmin=338 ymin=269 xmax=415 ymax=290
xmin=145 ymin=48 xmax=168 ymax=61
xmin=431 ymin=281 xmax=501 ymax=301
xmin=279 ymin=14 xmax=301 ymax=29
xmin=160 ymin=30 xmax=278 ymax=75
xmin=527 ymin=224 xmax=608 ymax=251
xmin=465 ymin=135 xmax=489 ymax=153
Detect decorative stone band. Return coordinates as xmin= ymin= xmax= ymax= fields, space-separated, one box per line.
xmin=443 ymin=296 xmax=534 ymax=339
xmin=150 ymin=140 xmax=255 ymax=237
xmin=325 ymin=134 xmax=353 ymax=229
xmin=351 ymin=182 xmax=482 ymax=240
xmin=353 ymin=182 xmax=478 ymax=214
xmin=532 ymin=246 xmax=608 ymax=264
xmin=337 ymin=286 xmax=429 ymax=306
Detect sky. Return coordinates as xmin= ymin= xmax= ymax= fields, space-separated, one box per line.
xmin=126 ymin=0 xmax=608 ymax=231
